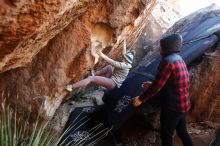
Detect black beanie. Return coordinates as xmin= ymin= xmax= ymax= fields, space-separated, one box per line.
xmin=160 ymin=33 xmax=183 ymax=54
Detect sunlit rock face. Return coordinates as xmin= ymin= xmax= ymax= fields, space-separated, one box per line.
xmin=132 ymin=0 xmax=181 ymax=66
xmin=0 ymin=0 xmax=159 ymax=120
xmin=189 ymin=46 xmax=220 ymax=123
xmin=0 ymin=20 xmax=92 ymax=120
xmin=0 ymin=0 xmax=96 ymax=73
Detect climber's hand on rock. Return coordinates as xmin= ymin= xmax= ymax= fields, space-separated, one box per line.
xmin=141 ymin=81 xmax=152 ymax=90
xmin=97 ymin=49 xmax=103 ymax=55
xmin=66 ymin=84 xmax=73 ymax=92
xmin=133 ymin=96 xmax=142 ymax=107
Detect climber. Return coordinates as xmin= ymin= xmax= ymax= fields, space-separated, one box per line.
xmin=132 ymin=34 xmax=194 ymax=146
xmin=66 ymin=41 xmax=134 ymax=92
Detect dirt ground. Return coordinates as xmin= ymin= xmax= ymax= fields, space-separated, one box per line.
xmin=173 ymin=132 xmax=214 ymax=146
xmin=173 ymin=122 xmax=218 ymax=146
xmin=119 ymin=117 xmax=219 ymax=146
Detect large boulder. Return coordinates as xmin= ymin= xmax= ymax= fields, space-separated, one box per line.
xmin=0 ymin=0 xmax=96 ymax=73
xmin=189 ymin=44 xmax=220 ymax=123
xmin=132 ymin=0 xmax=181 ymax=66
xmin=0 ymin=0 xmax=161 ymax=121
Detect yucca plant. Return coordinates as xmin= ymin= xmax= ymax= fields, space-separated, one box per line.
xmin=0 ymin=101 xmax=55 ymax=146
xmin=0 ymin=99 xmax=110 ymax=146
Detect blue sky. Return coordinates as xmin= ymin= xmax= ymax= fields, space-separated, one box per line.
xmin=180 ymin=0 xmax=220 ymax=17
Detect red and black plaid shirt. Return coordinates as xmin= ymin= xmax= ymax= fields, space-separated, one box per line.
xmin=139 ymin=56 xmax=190 ymax=113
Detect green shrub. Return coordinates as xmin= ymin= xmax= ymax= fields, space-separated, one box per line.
xmin=0 ymin=101 xmax=110 ymax=146
xmin=0 ymin=102 xmax=55 ymax=146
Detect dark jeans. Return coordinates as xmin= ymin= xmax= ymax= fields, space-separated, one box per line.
xmin=160 ymin=109 xmax=194 ymax=146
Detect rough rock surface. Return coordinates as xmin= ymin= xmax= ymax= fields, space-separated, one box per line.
xmin=0 ymin=0 xmax=97 ymax=73
xmin=0 ymin=20 xmax=92 ymax=119
xmin=132 ymin=0 xmax=181 ymax=66
xmin=1 ymin=1 xmax=219 ymax=145
xmin=49 ymin=4 xmax=220 ymax=145
xmin=48 ymin=0 xmax=181 ymax=130
xmin=189 ymin=47 xmax=220 ymax=123
xmin=0 ymin=0 xmax=160 ymax=121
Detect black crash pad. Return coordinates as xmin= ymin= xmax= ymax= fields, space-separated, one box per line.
xmin=60 ymin=106 xmax=118 ymax=146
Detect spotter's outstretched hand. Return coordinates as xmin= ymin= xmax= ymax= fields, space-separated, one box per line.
xmin=132 ymin=96 xmax=142 ymax=107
